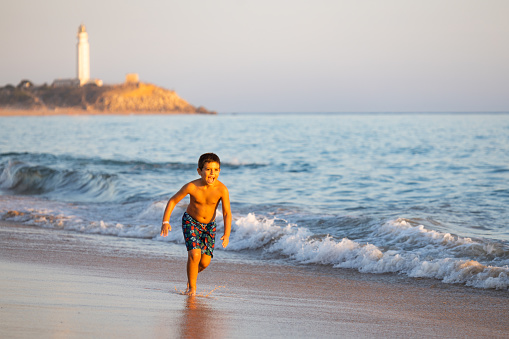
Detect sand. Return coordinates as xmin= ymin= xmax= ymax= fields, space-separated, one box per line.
xmin=1 ymin=221 xmax=508 ymax=338
xmin=0 ymin=108 xmax=198 ymax=116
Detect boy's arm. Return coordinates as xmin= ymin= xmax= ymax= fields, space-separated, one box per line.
xmin=220 ymin=186 xmax=232 ymax=248
xmin=160 ymin=184 xmax=191 ymax=237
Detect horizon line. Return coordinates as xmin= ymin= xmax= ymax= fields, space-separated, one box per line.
xmin=219 ymin=111 xmax=509 ymax=115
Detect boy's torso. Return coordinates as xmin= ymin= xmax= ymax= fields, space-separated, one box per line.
xmin=185 ymin=179 xmax=224 ymax=223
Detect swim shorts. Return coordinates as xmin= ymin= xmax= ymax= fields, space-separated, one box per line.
xmin=182 ymin=212 xmax=217 ymax=257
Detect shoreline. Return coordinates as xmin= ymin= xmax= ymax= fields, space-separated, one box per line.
xmin=0 ymin=108 xmax=211 ymax=116
xmin=1 ymin=221 xmax=509 ymax=338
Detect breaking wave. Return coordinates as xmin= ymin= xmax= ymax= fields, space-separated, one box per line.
xmin=228 ymin=214 xmax=509 ymax=290
xmin=3 ymin=197 xmax=507 ymax=290
xmin=0 ymin=152 xmax=267 ymax=203
xmin=0 ymin=159 xmax=119 ymax=202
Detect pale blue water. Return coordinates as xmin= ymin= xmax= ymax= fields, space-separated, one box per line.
xmin=1 ymin=113 xmax=509 ymax=289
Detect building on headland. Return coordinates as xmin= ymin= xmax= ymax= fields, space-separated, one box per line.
xmin=125 ymin=73 xmax=140 ymax=85
xmin=52 ymin=78 xmax=80 ymax=87
xmin=52 ymin=24 xmax=102 ymax=87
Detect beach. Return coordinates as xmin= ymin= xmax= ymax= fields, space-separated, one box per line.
xmin=0 ymin=108 xmax=195 ymax=116
xmin=0 ymin=108 xmax=109 ymax=116
xmin=1 ymin=220 xmax=508 ymax=338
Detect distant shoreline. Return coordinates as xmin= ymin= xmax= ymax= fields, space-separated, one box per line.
xmin=2 ymin=109 xmax=508 ymax=117
xmin=0 ymin=108 xmax=206 ymax=117
xmin=0 ymin=82 xmax=216 ymax=115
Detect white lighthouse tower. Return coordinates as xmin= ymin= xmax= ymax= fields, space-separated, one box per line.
xmin=52 ymin=24 xmax=101 ymax=88
xmin=77 ymin=24 xmax=90 ymax=85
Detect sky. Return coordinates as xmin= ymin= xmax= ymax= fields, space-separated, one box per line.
xmin=1 ymin=0 xmax=508 ymax=113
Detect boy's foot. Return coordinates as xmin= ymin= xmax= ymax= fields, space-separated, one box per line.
xmin=185 ymin=283 xmax=196 ymax=296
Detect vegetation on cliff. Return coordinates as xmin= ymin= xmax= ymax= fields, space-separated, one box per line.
xmin=0 ymin=81 xmax=215 ymax=114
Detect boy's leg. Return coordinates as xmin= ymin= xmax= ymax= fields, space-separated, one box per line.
xmin=186 ymin=250 xmax=212 ymax=295
xmin=187 ymin=249 xmax=202 ymax=295
xmin=198 ymin=254 xmax=211 ymax=272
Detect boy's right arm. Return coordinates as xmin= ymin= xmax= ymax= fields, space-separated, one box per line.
xmin=160 ymin=184 xmax=190 ymax=237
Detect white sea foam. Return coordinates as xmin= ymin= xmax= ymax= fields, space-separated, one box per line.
xmin=225 ymin=213 xmax=290 ymax=250
xmin=1 ymin=197 xmax=508 ymax=290
xmin=228 ymin=214 xmax=509 ymax=290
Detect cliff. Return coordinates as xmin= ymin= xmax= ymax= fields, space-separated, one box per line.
xmin=0 ymin=82 xmax=215 ymax=114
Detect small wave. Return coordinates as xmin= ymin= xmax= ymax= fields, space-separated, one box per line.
xmin=0 ymin=152 xmax=268 ymax=172
xmin=0 ymin=152 xmax=271 ymax=203
xmin=490 ymin=167 xmax=509 ymax=174
xmin=376 ymin=218 xmax=508 ymax=262
xmin=227 ymin=214 xmax=509 ymax=290
xmin=0 ymin=152 xmax=194 ymax=171
xmin=0 ymin=197 xmax=168 ymax=240
xmin=0 ymin=160 xmax=118 ymax=202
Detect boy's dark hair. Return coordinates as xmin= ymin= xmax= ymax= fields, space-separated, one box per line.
xmin=198 ymin=153 xmax=220 ymax=169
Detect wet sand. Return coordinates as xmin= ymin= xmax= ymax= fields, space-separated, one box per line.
xmin=1 ymin=221 xmax=508 ymax=338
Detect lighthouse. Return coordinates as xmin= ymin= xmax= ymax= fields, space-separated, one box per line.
xmin=52 ymin=24 xmax=102 ymax=88
xmin=77 ymin=24 xmax=90 ymax=85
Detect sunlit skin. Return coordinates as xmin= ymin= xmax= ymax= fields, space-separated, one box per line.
xmin=160 ymin=161 xmax=231 ymax=296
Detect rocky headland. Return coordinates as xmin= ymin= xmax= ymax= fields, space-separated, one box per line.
xmin=0 ymin=81 xmax=215 ymax=115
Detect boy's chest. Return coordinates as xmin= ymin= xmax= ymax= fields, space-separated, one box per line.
xmin=192 ymin=189 xmax=221 ymax=205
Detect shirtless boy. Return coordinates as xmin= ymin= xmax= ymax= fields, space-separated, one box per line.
xmin=160 ymin=153 xmax=231 ymax=296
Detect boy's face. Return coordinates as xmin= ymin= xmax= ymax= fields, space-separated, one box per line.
xmin=198 ymin=161 xmax=220 ymax=185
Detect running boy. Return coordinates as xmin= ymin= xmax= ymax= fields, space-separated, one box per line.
xmin=160 ymin=153 xmax=231 ymax=296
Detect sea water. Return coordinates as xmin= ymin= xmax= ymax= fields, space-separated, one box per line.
xmin=1 ymin=113 xmax=508 ymax=289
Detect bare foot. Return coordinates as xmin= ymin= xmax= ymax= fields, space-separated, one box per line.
xmin=185 ymin=282 xmax=196 ymax=295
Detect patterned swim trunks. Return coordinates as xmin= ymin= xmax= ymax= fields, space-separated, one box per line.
xmin=182 ymin=212 xmax=217 ymax=257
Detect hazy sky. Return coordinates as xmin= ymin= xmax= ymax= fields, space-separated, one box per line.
xmin=1 ymin=0 xmax=508 ymax=113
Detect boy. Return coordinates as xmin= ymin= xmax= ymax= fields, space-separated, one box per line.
xmin=160 ymin=153 xmax=231 ymax=296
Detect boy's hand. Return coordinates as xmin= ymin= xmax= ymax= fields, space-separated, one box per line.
xmin=160 ymin=223 xmax=171 ymax=237
xmin=220 ymin=234 xmax=229 ymax=248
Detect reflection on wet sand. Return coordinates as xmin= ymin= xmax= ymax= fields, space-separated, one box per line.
xmin=177 ymin=296 xmax=227 ymax=338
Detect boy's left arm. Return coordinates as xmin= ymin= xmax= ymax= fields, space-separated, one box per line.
xmin=220 ymin=187 xmax=231 ymax=248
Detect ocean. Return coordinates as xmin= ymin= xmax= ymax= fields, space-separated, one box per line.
xmin=1 ymin=113 xmax=508 ymax=290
